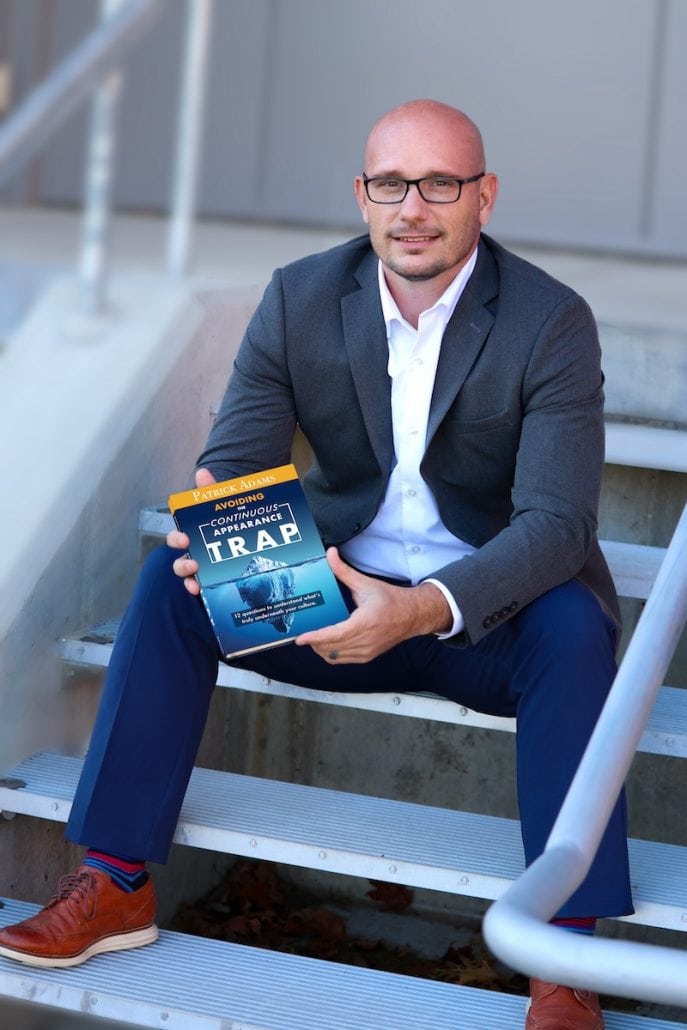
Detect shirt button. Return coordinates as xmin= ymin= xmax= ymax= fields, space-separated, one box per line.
xmin=411 ymin=545 xmax=421 ymax=553
xmin=407 ymin=488 xmax=417 ymax=497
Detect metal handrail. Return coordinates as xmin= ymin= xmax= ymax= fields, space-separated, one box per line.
xmin=0 ymin=0 xmax=164 ymax=183
xmin=167 ymin=0 xmax=214 ymax=276
xmin=0 ymin=0 xmax=213 ymax=314
xmin=483 ymin=502 xmax=687 ymax=1007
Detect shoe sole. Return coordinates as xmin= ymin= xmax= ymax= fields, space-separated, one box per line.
xmin=0 ymin=923 xmax=159 ymax=968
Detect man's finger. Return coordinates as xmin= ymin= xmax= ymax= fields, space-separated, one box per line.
xmin=167 ymin=529 xmax=190 ymax=550
xmin=195 ymin=467 xmax=216 ymax=488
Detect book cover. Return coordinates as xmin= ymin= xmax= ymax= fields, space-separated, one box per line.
xmin=168 ymin=464 xmax=349 ymax=659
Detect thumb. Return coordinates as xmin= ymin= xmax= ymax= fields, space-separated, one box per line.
xmin=195 ymin=467 xmax=217 ymax=488
xmin=326 ymin=546 xmax=364 ymax=589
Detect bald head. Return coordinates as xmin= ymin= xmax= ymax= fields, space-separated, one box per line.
xmin=354 ymin=98 xmax=497 ymax=316
xmin=364 ymin=100 xmax=486 ymax=175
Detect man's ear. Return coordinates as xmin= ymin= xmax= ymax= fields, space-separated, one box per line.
xmin=354 ymin=176 xmax=370 ymax=224
xmin=478 ymin=173 xmax=499 ymax=227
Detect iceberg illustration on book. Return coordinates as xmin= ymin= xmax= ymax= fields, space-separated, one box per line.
xmin=169 ymin=464 xmax=349 ymax=659
xmin=236 ymin=555 xmax=296 ymax=633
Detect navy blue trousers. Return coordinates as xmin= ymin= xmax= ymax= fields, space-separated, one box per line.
xmin=66 ymin=545 xmax=633 ymax=919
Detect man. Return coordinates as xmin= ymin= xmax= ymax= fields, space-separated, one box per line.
xmin=0 ymin=100 xmax=630 ymax=1029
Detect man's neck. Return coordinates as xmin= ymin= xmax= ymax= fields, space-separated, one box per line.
xmin=385 ymin=278 xmax=445 ymax=328
xmin=383 ymin=257 xmax=474 ymax=328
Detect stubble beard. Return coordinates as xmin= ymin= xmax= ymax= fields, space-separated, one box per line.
xmin=383 ymin=255 xmax=452 ymax=282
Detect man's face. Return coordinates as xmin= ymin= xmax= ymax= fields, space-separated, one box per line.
xmin=354 ymin=111 xmax=497 ymax=289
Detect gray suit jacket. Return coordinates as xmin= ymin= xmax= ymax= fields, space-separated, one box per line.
xmin=199 ymin=233 xmax=620 ymax=647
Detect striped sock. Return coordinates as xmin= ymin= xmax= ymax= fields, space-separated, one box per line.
xmin=83 ymin=850 xmax=148 ymax=893
xmin=551 ymin=916 xmax=597 ymax=936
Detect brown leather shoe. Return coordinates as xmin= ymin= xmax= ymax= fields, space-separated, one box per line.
xmin=526 ymin=978 xmax=605 ymax=1029
xmin=0 ymin=865 xmax=157 ymax=968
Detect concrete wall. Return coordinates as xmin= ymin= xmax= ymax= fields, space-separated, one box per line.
xmin=0 ymin=276 xmax=261 ymax=773
xmin=0 ymin=279 xmax=262 ymax=922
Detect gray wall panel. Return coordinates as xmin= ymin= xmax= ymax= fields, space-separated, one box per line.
xmin=478 ymin=0 xmax=658 ymax=248
xmin=650 ymin=0 xmax=687 ymax=255
xmin=7 ymin=0 xmax=687 ymax=257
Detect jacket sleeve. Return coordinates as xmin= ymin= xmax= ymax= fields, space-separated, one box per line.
xmin=196 ymin=270 xmax=297 ymax=481
xmin=429 ymin=292 xmax=609 ymax=647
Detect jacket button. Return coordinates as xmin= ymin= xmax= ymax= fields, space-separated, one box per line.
xmin=509 ymin=601 xmax=518 ymax=613
xmin=483 ymin=616 xmax=492 ymax=628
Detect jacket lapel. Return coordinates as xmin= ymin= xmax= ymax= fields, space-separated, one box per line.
xmin=426 ymin=242 xmax=498 ymax=445
xmin=339 ymin=239 xmax=499 ymax=467
xmin=340 ymin=251 xmax=394 ymax=473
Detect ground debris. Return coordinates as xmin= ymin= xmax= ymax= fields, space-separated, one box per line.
xmin=171 ymin=858 xmax=529 ymax=993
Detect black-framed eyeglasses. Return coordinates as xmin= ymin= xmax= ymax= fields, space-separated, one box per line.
xmin=362 ymin=172 xmax=485 ymax=204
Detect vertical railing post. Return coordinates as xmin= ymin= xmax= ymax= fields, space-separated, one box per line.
xmin=78 ymin=0 xmax=124 ymax=318
xmin=166 ymin=0 xmax=214 ymax=277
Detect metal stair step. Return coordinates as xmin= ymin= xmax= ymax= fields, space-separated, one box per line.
xmin=2 ymin=899 xmax=683 ymax=1030
xmin=140 ymin=507 xmax=668 ymax=600
xmin=2 ymin=751 xmax=686 ymax=932
xmin=61 ymin=621 xmax=687 ymax=758
xmin=604 ymin=422 xmax=687 ymax=475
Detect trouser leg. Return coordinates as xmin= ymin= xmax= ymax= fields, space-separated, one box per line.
xmin=241 ymin=578 xmax=631 ymax=917
xmin=66 ymin=546 xmax=221 ymax=863
xmin=416 ymin=580 xmax=631 ymax=918
xmin=510 ymin=583 xmax=631 ymax=918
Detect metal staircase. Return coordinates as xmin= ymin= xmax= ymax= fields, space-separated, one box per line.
xmin=1 ymin=513 xmax=686 ymax=1028
xmin=1 ymin=3 xmax=686 ymax=1024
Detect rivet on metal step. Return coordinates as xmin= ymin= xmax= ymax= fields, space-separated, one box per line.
xmin=388 ymin=865 xmax=397 ymax=874
xmin=392 ymin=696 xmax=401 ymax=706
xmin=459 ymin=707 xmax=468 ymax=716
xmin=249 ymin=839 xmax=257 ymax=848
xmin=318 ymin=850 xmax=327 ymax=860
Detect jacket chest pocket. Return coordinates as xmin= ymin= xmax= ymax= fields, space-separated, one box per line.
xmin=435 ymin=409 xmax=517 ymax=489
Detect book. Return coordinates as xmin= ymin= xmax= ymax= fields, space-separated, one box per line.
xmin=168 ymin=463 xmax=349 ymax=659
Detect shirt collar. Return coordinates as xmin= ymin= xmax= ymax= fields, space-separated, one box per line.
xmin=377 ymin=244 xmax=479 ymax=333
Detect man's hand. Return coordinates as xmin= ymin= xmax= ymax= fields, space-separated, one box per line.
xmin=168 ymin=468 xmax=216 ymax=596
xmin=296 ymin=548 xmax=452 ymax=664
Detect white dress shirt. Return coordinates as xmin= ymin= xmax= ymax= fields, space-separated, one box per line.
xmin=340 ymin=248 xmax=479 ymax=636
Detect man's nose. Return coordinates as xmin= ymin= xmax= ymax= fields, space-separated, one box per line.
xmin=399 ymin=182 xmax=429 ymax=216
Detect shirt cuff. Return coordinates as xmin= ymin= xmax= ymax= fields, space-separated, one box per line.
xmin=423 ymin=578 xmax=465 ymax=638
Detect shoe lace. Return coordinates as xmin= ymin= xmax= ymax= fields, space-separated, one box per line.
xmin=49 ymin=870 xmax=97 ymax=910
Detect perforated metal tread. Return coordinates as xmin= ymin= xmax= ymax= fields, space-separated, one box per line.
xmin=1 ymin=899 xmax=685 ymax=1030
xmin=2 ymin=751 xmax=686 ymax=931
